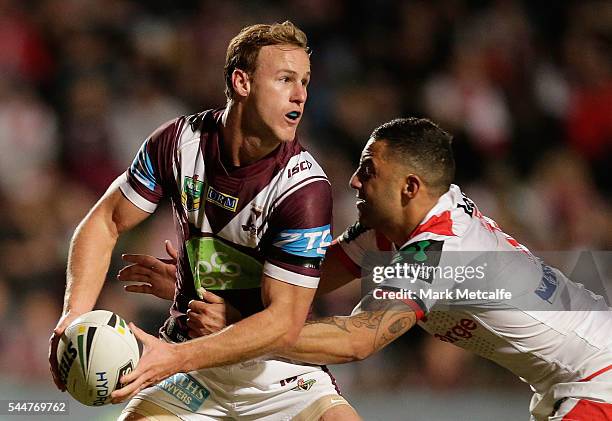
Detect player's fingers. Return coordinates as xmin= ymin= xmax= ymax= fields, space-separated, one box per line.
xmin=186 ymin=310 xmax=204 ymax=328
xmin=117 ymin=271 xmax=151 ymax=283
xmin=118 ymin=264 xmax=151 ymax=278
xmin=201 ymin=304 xmax=224 ymax=321
xmin=165 ymin=240 xmax=178 ymax=260
xmin=124 ymin=284 xmax=153 ymax=295
xmin=111 ymin=375 xmax=147 ymax=403
xmin=48 ymin=333 xmax=66 ymax=391
xmin=201 ymin=289 xmax=224 ymax=304
xmin=128 ymin=322 xmax=155 ymax=346
xmin=187 ymin=299 xmax=207 ymax=312
xmin=122 ymin=254 xmax=163 ymax=271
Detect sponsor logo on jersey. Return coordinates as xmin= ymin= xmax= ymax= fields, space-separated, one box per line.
xmin=205 ymin=185 xmax=239 ymax=212
xmin=181 ymin=175 xmax=204 ymax=211
xmin=287 ymin=159 xmax=312 ymax=178
xmin=458 ymin=193 xmax=476 ymax=217
xmin=186 ymin=237 xmax=263 ymax=291
xmin=433 ymin=318 xmax=478 ymax=343
xmin=272 ymin=225 xmax=332 ymax=258
xmin=156 ymin=373 xmax=209 ymax=411
xmin=535 ymin=263 xmax=558 ymax=303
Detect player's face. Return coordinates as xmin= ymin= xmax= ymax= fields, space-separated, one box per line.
xmin=246 ymin=45 xmax=310 ymax=143
xmin=350 ymin=139 xmax=404 ymax=229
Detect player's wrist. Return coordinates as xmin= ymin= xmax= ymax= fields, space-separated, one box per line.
xmin=174 ymin=339 xmax=201 ymax=372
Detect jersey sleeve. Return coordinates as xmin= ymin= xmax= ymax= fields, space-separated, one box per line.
xmin=336 ymin=222 xmax=393 ymax=277
xmin=261 ymin=180 xmax=333 ymax=289
xmin=118 ymin=118 xmax=179 ymax=213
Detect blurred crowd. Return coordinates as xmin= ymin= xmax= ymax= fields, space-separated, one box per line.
xmin=0 ymin=0 xmax=610 ymax=395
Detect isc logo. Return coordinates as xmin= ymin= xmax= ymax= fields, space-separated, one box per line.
xmin=287 ymin=160 xmax=312 ymax=178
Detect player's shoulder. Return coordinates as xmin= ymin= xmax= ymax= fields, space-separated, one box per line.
xmin=401 ymin=185 xmax=477 ymax=251
xmin=279 ymin=140 xmax=328 ymax=179
xmin=272 ymin=141 xmax=330 ymax=203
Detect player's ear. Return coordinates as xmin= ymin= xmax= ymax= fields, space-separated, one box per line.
xmin=231 ymin=69 xmax=250 ymax=98
xmin=403 ymin=174 xmax=420 ymax=201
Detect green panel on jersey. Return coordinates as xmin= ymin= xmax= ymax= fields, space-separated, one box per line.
xmin=186 ymin=237 xmax=263 ymax=293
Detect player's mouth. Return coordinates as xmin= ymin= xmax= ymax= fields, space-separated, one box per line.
xmin=356 ymin=197 xmax=366 ymax=207
xmin=285 ymin=111 xmax=301 ymax=123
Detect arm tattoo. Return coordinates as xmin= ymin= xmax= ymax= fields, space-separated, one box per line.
xmin=305 ymin=310 xmax=384 ymax=333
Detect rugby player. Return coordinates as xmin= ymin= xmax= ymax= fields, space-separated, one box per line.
xmin=131 ymin=118 xmax=612 ymax=420
xmin=49 ymin=21 xmax=359 ymax=421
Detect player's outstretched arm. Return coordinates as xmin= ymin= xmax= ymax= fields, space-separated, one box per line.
xmin=49 ymin=178 xmax=151 ymax=390
xmin=279 ymin=297 xmax=417 ymax=365
xmin=118 ymin=240 xmax=178 ymax=300
xmin=111 ymin=274 xmax=315 ymax=403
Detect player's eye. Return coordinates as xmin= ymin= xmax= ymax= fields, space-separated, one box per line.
xmin=359 ymin=164 xmax=373 ymax=180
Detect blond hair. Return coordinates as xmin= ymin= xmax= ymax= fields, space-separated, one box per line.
xmin=224 ymin=21 xmax=309 ymax=100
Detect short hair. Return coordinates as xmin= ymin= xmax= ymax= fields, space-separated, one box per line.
xmin=224 ymin=21 xmax=309 ymax=100
xmin=371 ymin=118 xmax=455 ymax=194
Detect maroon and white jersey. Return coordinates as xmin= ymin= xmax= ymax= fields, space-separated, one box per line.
xmin=118 ymin=108 xmax=333 ymax=334
xmin=338 ymin=184 xmax=612 ymax=420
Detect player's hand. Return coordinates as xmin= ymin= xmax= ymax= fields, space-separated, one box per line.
xmin=118 ymin=240 xmax=178 ymax=300
xmin=186 ymin=291 xmax=243 ymax=338
xmin=111 ymin=323 xmax=180 ymax=403
xmin=49 ymin=311 xmax=82 ymax=391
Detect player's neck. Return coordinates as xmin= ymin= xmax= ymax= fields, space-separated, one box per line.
xmin=389 ymin=195 xmax=439 ymax=247
xmin=221 ymin=102 xmax=280 ymax=167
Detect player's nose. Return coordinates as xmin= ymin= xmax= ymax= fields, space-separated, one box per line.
xmin=291 ymin=83 xmax=307 ymax=105
xmin=349 ymin=171 xmax=361 ymax=190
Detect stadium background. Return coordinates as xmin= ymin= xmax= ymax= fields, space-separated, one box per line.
xmin=0 ymin=0 xmax=610 ymax=419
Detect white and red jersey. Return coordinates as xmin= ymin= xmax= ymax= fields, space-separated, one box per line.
xmin=338 ymin=184 xmax=612 ymax=420
xmin=119 ymin=108 xmax=333 ymax=338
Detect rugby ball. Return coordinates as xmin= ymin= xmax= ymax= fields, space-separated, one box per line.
xmin=56 ymin=310 xmax=140 ymax=406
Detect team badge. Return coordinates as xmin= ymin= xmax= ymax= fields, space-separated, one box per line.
xmin=241 ymin=206 xmax=263 ymax=238
xmin=182 ymin=175 xmax=204 ymax=211
xmin=291 ymin=378 xmax=316 ymax=392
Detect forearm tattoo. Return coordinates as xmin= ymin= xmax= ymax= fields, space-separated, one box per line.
xmin=306 ymin=298 xmax=415 ymax=353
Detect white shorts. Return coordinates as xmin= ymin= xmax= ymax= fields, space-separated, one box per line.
xmin=120 ymin=362 xmax=348 ymax=420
